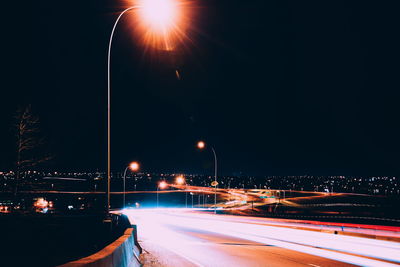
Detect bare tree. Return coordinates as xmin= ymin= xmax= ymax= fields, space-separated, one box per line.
xmin=14 ymin=105 xmax=51 ymax=196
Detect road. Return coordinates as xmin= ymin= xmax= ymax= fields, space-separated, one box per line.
xmin=122 ymin=209 xmax=400 ymax=267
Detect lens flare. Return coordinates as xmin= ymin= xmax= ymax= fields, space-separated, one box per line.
xmin=126 ymin=0 xmax=193 ymax=51
xmin=139 ymin=0 xmax=178 ymax=33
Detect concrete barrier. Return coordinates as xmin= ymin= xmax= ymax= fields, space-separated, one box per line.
xmin=59 ymin=227 xmax=141 ymax=267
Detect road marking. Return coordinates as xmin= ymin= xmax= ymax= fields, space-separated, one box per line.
xmin=308 ymin=264 xmax=321 ymax=267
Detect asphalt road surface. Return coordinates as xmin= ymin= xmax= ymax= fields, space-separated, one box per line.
xmin=122 ymin=209 xmax=400 ymax=267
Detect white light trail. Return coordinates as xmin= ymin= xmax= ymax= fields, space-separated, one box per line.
xmin=123 ymin=209 xmax=400 ymax=266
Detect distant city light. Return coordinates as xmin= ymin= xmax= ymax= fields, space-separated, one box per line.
xmin=34 ymin=198 xmax=49 ymax=213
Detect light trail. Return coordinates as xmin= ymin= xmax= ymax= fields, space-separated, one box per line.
xmin=122 ymin=209 xmax=400 ymax=267
xmin=13 ymin=190 xmax=187 ymax=194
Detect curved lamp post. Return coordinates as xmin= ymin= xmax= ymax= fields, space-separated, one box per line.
xmin=106 ymin=0 xmax=182 ymax=216
xmin=197 ymin=141 xmax=218 ymax=214
xmin=122 ymin=161 xmax=140 ymax=208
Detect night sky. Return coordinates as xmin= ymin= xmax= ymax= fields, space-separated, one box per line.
xmin=1 ymin=0 xmax=400 ymax=175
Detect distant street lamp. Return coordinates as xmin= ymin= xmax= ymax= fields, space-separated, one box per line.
xmin=157 ymin=180 xmax=168 ymax=208
xmin=190 ymin=192 xmax=194 ymax=208
xmin=122 ymin=162 xmax=140 ymax=208
xmin=197 ymin=141 xmax=218 ymax=214
xmin=175 ymin=175 xmax=185 ymax=185
xmin=175 ymin=175 xmax=187 ymax=207
xmin=105 ymin=0 xmax=185 ymax=217
xmin=197 ymin=141 xmax=205 ymax=149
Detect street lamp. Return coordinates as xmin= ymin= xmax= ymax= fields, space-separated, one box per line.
xmin=106 ymin=0 xmax=184 ymax=217
xmin=175 ymin=175 xmax=185 ymax=185
xmin=197 ymin=141 xmax=218 ymax=214
xmin=175 ymin=175 xmax=187 ymax=208
xmin=190 ymin=192 xmax=194 ymax=208
xmin=157 ymin=180 xmax=168 ymax=208
xmin=122 ymin=161 xmax=140 ymax=208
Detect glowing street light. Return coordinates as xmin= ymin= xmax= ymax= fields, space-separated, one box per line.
xmin=139 ymin=0 xmax=179 ymax=32
xmin=129 ymin=162 xmax=140 ymax=172
xmin=106 ymin=0 xmax=188 ymax=217
xmin=123 ymin=161 xmax=140 ymax=209
xmin=157 ymin=180 xmax=168 ymax=208
xmin=175 ymin=175 xmax=185 ymax=185
xmin=197 ymin=141 xmax=205 ymax=149
xmin=159 ymin=180 xmax=168 ymax=189
xmin=197 ymin=140 xmax=218 ymax=214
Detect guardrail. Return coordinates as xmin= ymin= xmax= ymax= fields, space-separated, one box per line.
xmin=59 ymin=221 xmax=141 ymax=267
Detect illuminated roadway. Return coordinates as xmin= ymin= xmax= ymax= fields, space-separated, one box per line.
xmin=122 ymin=209 xmax=400 ymax=267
